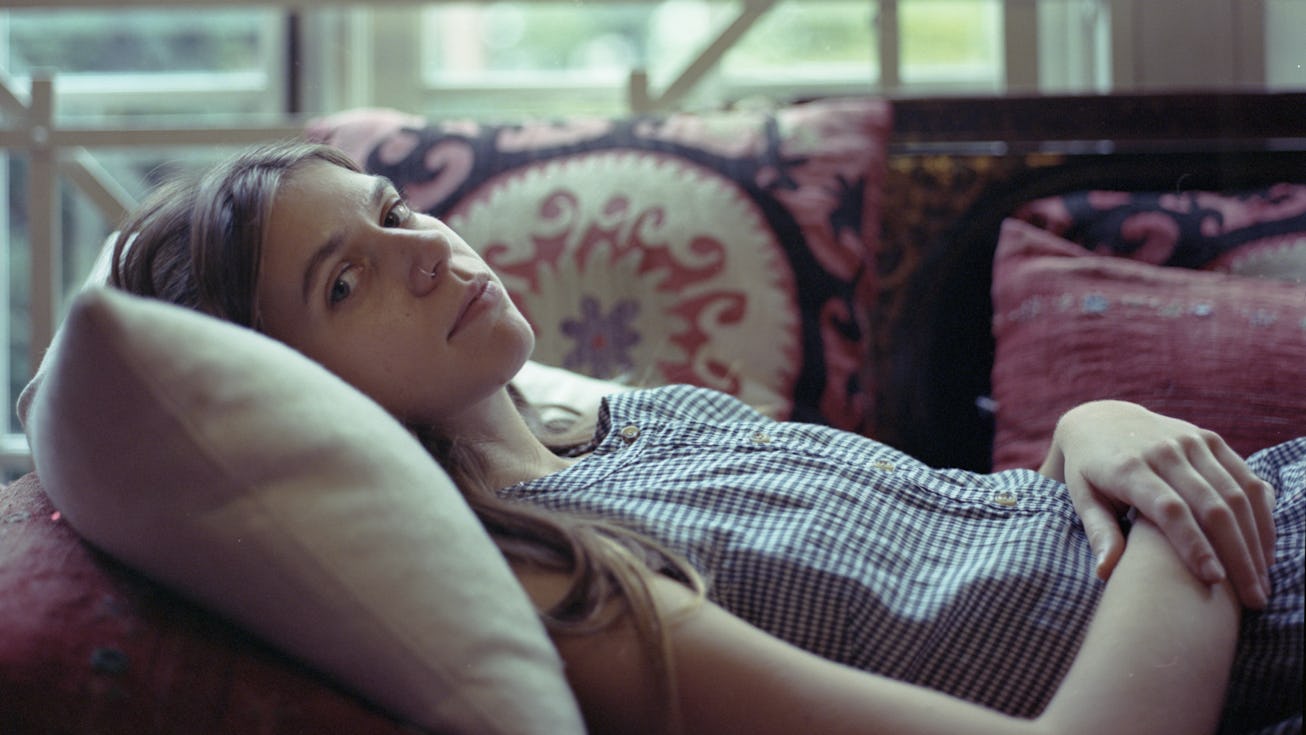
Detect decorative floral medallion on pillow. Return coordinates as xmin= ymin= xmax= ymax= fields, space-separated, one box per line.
xmin=447 ymin=150 xmax=796 ymax=408
xmin=990 ymin=218 xmax=1306 ymax=471
xmin=306 ymin=98 xmax=891 ymax=431
xmin=1013 ymin=183 xmax=1306 ymax=281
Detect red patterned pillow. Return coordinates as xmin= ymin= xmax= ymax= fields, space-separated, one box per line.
xmin=990 ymin=218 xmax=1306 ymax=471
xmin=0 ymin=473 xmax=407 ymax=735
xmin=306 ymin=99 xmax=891 ymax=431
xmin=1013 ymin=184 xmax=1306 ymax=281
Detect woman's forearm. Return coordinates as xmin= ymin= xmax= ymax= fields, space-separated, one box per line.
xmin=1037 ymin=519 xmax=1240 ymax=735
xmin=522 ymin=519 xmax=1242 ymax=735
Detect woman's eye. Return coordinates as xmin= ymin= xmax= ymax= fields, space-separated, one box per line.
xmin=383 ymin=201 xmax=411 ymax=228
xmin=328 ymin=267 xmax=359 ymax=306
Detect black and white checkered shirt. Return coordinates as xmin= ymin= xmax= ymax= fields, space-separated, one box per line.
xmin=500 ymin=385 xmax=1303 ymax=733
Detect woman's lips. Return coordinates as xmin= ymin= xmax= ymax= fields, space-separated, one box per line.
xmin=448 ymin=275 xmax=496 ymax=339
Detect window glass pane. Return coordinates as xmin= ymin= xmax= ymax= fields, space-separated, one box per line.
xmin=900 ymin=0 xmax=1001 ymax=85
xmin=2 ymin=9 xmax=282 ymax=121
xmin=1266 ymin=0 xmax=1306 ymax=90
xmin=420 ymin=3 xmax=660 ymax=116
xmin=721 ymin=0 xmax=876 ymax=86
xmin=423 ymin=4 xmax=657 ymax=83
xmin=421 ymin=1 xmax=875 ymax=115
xmin=5 ymin=10 xmax=267 ymax=75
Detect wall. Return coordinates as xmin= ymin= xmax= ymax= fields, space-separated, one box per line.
xmin=1110 ymin=0 xmax=1267 ymax=90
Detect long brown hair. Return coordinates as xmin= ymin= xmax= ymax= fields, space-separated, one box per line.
xmin=111 ymin=140 xmax=702 ymax=730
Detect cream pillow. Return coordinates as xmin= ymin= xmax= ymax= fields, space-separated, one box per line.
xmin=23 ymin=287 xmax=585 ymax=735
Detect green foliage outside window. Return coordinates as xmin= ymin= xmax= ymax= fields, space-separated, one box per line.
xmin=6 ymin=10 xmax=264 ymax=75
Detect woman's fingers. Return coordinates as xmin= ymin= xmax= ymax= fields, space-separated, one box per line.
xmin=1134 ymin=478 xmax=1223 ymax=578
xmin=1210 ymin=439 xmax=1278 ymax=568
xmin=1185 ymin=440 xmax=1267 ymax=562
xmin=1065 ymin=482 xmax=1127 ymax=580
xmin=1146 ymin=438 xmax=1270 ymax=609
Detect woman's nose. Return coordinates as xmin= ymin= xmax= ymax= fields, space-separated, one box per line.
xmin=393 ymin=229 xmax=452 ymax=295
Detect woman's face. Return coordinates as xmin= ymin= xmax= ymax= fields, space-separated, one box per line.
xmin=257 ymin=160 xmax=535 ymax=427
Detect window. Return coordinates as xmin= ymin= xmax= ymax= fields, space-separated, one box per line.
xmin=899 ymin=0 xmax=1001 ymax=88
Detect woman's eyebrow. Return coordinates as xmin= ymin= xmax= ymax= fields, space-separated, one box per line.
xmin=300 ymin=175 xmax=393 ymax=305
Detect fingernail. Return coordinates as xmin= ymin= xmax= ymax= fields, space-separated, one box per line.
xmin=1200 ymin=557 xmax=1226 ymax=584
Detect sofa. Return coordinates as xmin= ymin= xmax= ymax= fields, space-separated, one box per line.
xmin=3 ymin=92 xmax=1305 ymax=733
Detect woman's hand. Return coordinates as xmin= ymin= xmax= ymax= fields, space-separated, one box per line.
xmin=1039 ymin=400 xmax=1276 ymax=609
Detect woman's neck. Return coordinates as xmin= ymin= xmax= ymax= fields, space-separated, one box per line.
xmin=441 ymin=388 xmax=577 ymax=491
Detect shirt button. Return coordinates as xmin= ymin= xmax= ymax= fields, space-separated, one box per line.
xmin=992 ymin=490 xmax=1019 ymax=507
xmin=872 ymin=459 xmax=896 ymax=472
xmin=750 ymin=431 xmax=772 ymax=444
xmin=619 ymin=424 xmax=641 ymax=442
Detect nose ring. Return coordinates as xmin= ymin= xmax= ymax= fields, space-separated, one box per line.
xmin=419 ymin=267 xmax=437 ymax=278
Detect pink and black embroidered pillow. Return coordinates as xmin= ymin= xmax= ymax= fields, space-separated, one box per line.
xmin=1013 ymin=184 xmax=1306 ymax=281
xmin=990 ymin=218 xmax=1306 ymax=471
xmin=306 ymin=99 xmax=891 ymax=432
xmin=0 ymin=474 xmax=411 ymax=735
